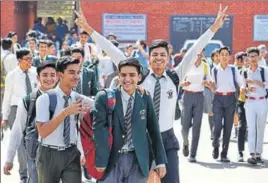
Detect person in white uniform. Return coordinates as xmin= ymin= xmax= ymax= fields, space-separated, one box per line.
xmin=240 ymin=47 xmax=268 ymax=165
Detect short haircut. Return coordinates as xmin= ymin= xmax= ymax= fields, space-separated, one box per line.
xmin=246 ymin=47 xmax=260 ymax=56
xmin=38 ymin=39 xmax=48 ymax=47
xmin=60 ymin=48 xmax=71 ymax=57
xmin=211 ymin=49 xmax=219 ymax=58
xmin=219 ymin=46 xmax=231 ymax=54
xmin=47 ymin=40 xmax=54 ymax=48
xmin=7 ymin=31 xmax=17 ymax=38
xmin=56 ymin=56 xmax=80 ymax=73
xmin=37 ymin=61 xmax=56 ymax=76
xmin=118 ymin=57 xmax=142 ymax=74
xmin=1 ymin=38 xmax=13 ymax=50
xmin=29 ymin=38 xmax=37 ymax=43
xmin=235 ymin=51 xmax=246 ymax=60
xmin=27 ymin=30 xmax=37 ymax=38
xmin=70 ymin=46 xmax=85 ymax=57
xmin=79 ymin=30 xmax=89 ymax=35
xmin=111 ymin=40 xmax=119 ymax=47
xmin=126 ymin=44 xmax=133 ymax=49
xmin=149 ymin=39 xmax=169 ymax=56
xmin=16 ymin=48 xmax=31 ymax=60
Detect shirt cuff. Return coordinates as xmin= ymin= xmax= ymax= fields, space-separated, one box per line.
xmin=155 ymin=164 xmax=166 ymax=168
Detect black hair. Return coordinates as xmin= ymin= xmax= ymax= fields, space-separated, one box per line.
xmin=70 ymin=46 xmax=85 ymax=57
xmin=7 ymin=31 xmax=16 ymax=38
xmin=211 ymin=49 xmax=219 ymax=59
xmin=28 ymin=38 xmax=37 ymax=43
xmin=149 ymin=39 xmax=169 ymax=56
xmin=118 ymin=57 xmax=142 ymax=74
xmin=79 ymin=30 xmax=89 ymax=35
xmin=246 ymin=47 xmax=260 ymax=56
xmin=1 ymin=38 xmax=13 ymax=50
xmin=56 ymin=56 xmax=80 ymax=73
xmin=47 ymin=40 xmax=55 ymax=48
xmin=60 ymin=48 xmax=71 ymax=57
xmin=219 ymin=46 xmax=231 ymax=54
xmin=27 ymin=30 xmax=37 ymax=38
xmin=111 ymin=40 xmax=119 ymax=47
xmin=37 ymin=61 xmax=56 ymax=76
xmin=38 ymin=39 xmax=48 ymax=47
xmin=16 ymin=48 xmax=31 ymax=60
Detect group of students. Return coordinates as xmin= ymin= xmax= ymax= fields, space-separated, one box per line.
xmin=1 ymin=5 xmax=267 ymax=183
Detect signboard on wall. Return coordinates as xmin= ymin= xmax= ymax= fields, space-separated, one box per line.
xmin=170 ymin=15 xmax=233 ymax=54
xmin=102 ymin=13 xmax=147 ymax=41
xmin=254 ymin=15 xmax=268 ymax=41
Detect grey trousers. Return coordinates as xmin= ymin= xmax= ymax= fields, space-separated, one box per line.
xmin=181 ymin=92 xmax=204 ymax=157
xmin=36 ymin=145 xmax=81 ymax=183
xmin=9 ymin=106 xmax=28 ymax=180
xmin=212 ymin=95 xmax=236 ymax=157
xmin=99 ymin=152 xmax=148 ymax=183
xmin=27 ymin=158 xmax=38 ymax=183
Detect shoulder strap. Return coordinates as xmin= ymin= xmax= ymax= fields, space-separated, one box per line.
xmin=213 ymin=67 xmax=218 ymax=84
xmin=1 ymin=53 xmax=11 ymax=72
xmin=103 ymin=89 xmax=116 ymax=127
xmin=25 ymin=91 xmax=38 ymax=128
xmin=47 ymin=91 xmax=57 ymax=120
xmin=243 ymin=69 xmax=248 ymax=88
xmin=231 ymin=66 xmax=237 ymax=86
xmin=166 ymin=70 xmax=180 ymax=91
xmin=203 ymin=62 xmax=208 ymax=80
xmin=260 ymin=67 xmax=265 ymax=82
xmin=138 ymin=68 xmax=150 ymax=85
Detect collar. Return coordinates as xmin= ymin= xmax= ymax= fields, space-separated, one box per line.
xmin=120 ymin=87 xmax=136 ymax=101
xmin=55 ymin=85 xmax=76 ymax=101
xmin=248 ymin=66 xmax=262 ymax=73
xmin=39 ymin=54 xmax=47 ymax=61
xmin=149 ymin=69 xmax=167 ymax=78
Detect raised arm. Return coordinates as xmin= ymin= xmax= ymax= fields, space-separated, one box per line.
xmin=175 ymin=4 xmax=228 ymax=80
xmin=74 ymin=8 xmax=126 ymax=65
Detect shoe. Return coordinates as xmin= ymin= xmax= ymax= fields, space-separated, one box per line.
xmin=188 ymin=156 xmax=197 ymax=163
xmin=20 ymin=178 xmax=28 ymax=183
xmin=221 ymin=157 xmax=230 ymax=163
xmin=183 ymin=145 xmax=189 ymax=157
xmin=212 ymin=147 xmax=219 ymax=159
xmin=237 ymin=152 xmax=244 ymax=162
xmin=256 ymin=157 xmax=264 ymax=164
xmin=247 ymin=157 xmax=257 ymax=165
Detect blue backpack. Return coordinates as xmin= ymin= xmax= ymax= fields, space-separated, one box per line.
xmin=24 ymin=91 xmax=57 ymax=159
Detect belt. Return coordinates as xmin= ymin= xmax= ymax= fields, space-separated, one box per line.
xmin=118 ymin=149 xmax=134 ymax=154
xmin=246 ymin=96 xmax=265 ymax=100
xmin=215 ymin=92 xmax=235 ymax=96
xmin=41 ymin=143 xmax=76 ymax=151
xmin=184 ymin=90 xmax=203 ymax=94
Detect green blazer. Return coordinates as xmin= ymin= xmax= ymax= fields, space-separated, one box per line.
xmin=82 ymin=67 xmax=98 ymax=97
xmin=93 ymin=88 xmax=167 ymax=178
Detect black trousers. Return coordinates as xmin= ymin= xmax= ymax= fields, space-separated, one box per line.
xmin=236 ymin=101 xmax=247 ymax=152
xmin=161 ymin=128 xmax=180 ymax=183
xmin=36 ymin=145 xmax=81 ymax=183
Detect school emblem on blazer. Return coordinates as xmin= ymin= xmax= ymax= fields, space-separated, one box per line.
xmin=140 ymin=109 xmax=146 ymax=120
xmin=167 ymin=89 xmax=173 ymax=99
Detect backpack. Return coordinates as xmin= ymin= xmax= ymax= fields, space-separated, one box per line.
xmin=79 ymin=89 xmax=116 ymax=180
xmin=243 ymin=67 xmax=268 ymax=98
xmin=139 ymin=68 xmax=181 ymax=120
xmin=24 ymin=91 xmax=57 ymax=159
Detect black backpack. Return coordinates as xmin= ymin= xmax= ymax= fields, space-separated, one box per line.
xmin=139 ymin=68 xmax=181 ymax=120
xmin=243 ymin=66 xmax=268 ymax=98
xmin=24 ymin=91 xmax=57 ymax=159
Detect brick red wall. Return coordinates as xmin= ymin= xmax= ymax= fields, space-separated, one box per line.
xmin=81 ymin=1 xmax=268 ymax=54
xmin=1 ymin=1 xmax=15 ymax=38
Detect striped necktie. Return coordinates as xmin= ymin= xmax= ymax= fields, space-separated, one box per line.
xmin=76 ymin=78 xmax=82 ymax=94
xmin=63 ymin=95 xmax=71 ymax=146
xmin=24 ymin=71 xmax=32 ymax=94
xmin=153 ymin=74 xmax=163 ymax=120
xmin=124 ymin=97 xmax=133 ymax=148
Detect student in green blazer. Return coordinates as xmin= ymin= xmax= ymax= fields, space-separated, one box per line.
xmin=70 ymin=46 xmax=98 ymax=97
xmin=93 ymin=57 xmax=167 ymax=183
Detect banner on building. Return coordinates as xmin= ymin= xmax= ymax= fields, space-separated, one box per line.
xmin=102 ymin=13 xmax=147 ymax=41
xmin=254 ymin=15 xmax=268 ymax=41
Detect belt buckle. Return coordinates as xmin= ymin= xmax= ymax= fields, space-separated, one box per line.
xmin=57 ymin=146 xmax=66 ymax=151
xmin=222 ymin=92 xmax=227 ymax=96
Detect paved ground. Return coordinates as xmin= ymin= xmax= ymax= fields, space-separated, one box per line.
xmin=1 ymin=113 xmax=268 ymax=183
